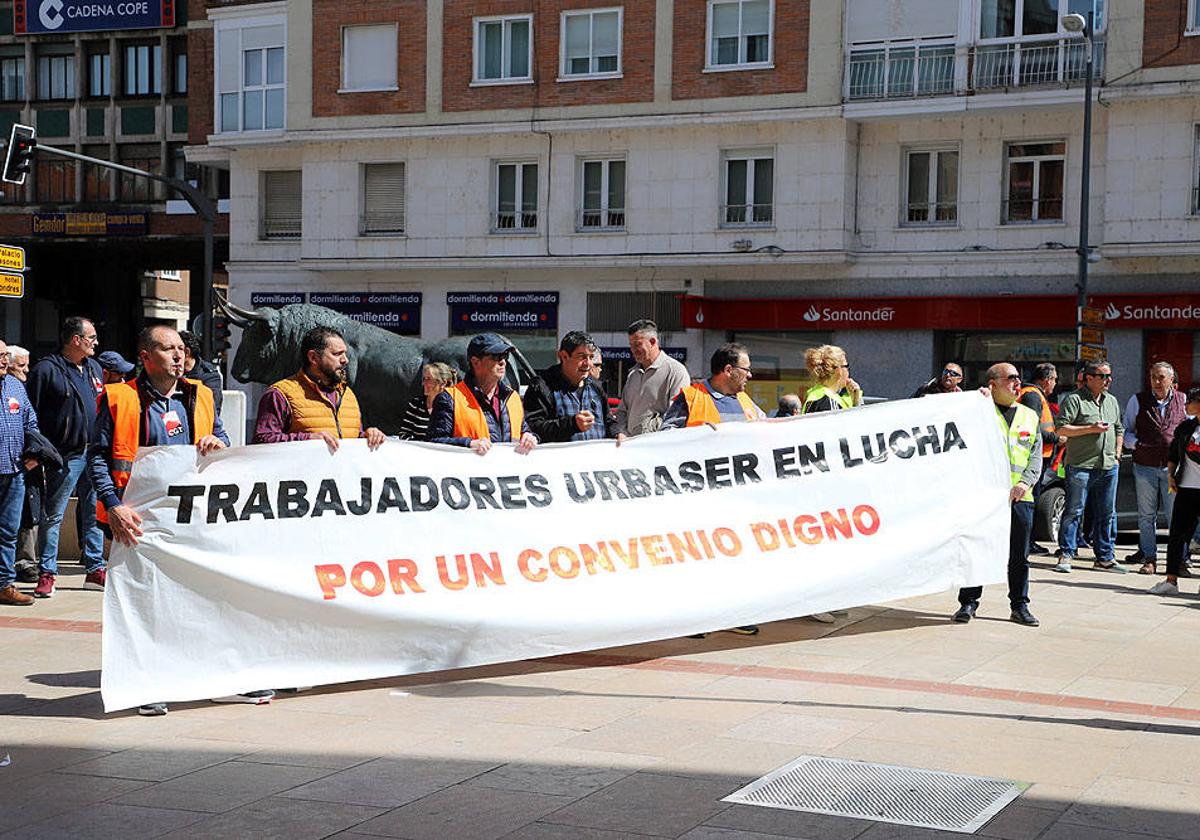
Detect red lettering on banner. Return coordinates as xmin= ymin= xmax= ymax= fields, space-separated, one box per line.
xmin=437 ymin=555 xmax=470 ymax=590
xmin=712 ymin=528 xmax=742 ymax=556
xmin=853 ymin=505 xmax=881 ymax=535
xmin=821 ymin=510 xmax=855 ymax=541
xmin=315 ymin=564 xmax=347 ymax=600
xmin=580 ymin=543 xmax=616 ymax=574
xmin=471 ymin=552 xmax=505 ymax=587
xmin=386 ymin=558 xmax=425 ymax=594
xmin=752 ymin=523 xmax=780 ymax=552
xmin=351 ymin=562 xmax=386 ymax=597
xmin=518 ymin=549 xmax=548 ymax=582
xmin=642 ymin=535 xmax=670 ymax=566
xmin=549 ymin=547 xmax=581 ymax=579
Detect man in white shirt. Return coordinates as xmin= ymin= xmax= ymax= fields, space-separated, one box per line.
xmin=614 ymin=319 xmax=690 ymax=439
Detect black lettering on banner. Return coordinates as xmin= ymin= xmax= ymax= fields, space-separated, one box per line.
xmin=705 ymin=457 xmax=732 ymax=489
xmin=563 ymin=472 xmax=595 ymax=503
xmin=346 ymin=478 xmax=373 ymax=515
xmin=167 ymin=484 xmax=204 ymax=523
xmin=840 ymin=438 xmax=864 ymax=468
xmin=943 ymin=421 xmax=966 ymax=451
xmin=440 ymin=477 xmax=470 ymax=511
xmin=798 ymin=442 xmax=828 ymax=473
xmin=495 ymin=475 xmax=524 ymax=508
xmin=914 ymin=425 xmax=942 ymax=456
xmin=731 ymin=452 xmax=761 ymax=484
xmin=594 ymin=471 xmax=629 ymax=501
xmin=239 ymin=482 xmax=275 ymax=520
xmin=207 ymin=484 xmax=240 ymax=523
xmin=410 ymin=476 xmax=438 ymax=511
xmin=678 ymin=461 xmax=704 ymax=492
xmin=524 ymin=474 xmax=552 ymax=507
xmin=376 ymin=477 xmax=410 ymax=513
xmin=470 ymin=476 xmax=504 ymax=509
xmin=621 ymin=469 xmax=651 ymax=498
xmin=653 ymin=466 xmax=681 ymax=495
xmin=312 ymin=479 xmax=347 ymax=516
xmin=889 ymin=429 xmax=915 ymax=458
xmin=278 ymin=480 xmax=310 ymax=518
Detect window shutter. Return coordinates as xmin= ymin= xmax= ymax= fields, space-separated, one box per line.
xmin=362 ymin=162 xmax=405 ymax=234
xmin=262 ymin=170 xmax=302 ymax=239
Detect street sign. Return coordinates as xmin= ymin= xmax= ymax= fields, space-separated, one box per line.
xmin=0 ymin=271 xmax=23 ymax=298
xmin=0 ymin=245 xmax=25 ymax=271
xmin=1079 ymin=344 xmax=1107 ymax=362
xmin=1080 ymin=326 xmax=1104 ymax=345
xmin=1081 ymin=306 xmax=1106 ymax=326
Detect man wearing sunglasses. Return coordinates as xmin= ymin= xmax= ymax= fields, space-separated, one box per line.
xmin=912 ymin=363 xmax=964 ymax=398
xmin=429 ymin=333 xmax=537 ymax=455
xmin=1054 ymin=360 xmax=1125 ymax=573
xmin=953 ymin=362 xmax=1041 ymax=627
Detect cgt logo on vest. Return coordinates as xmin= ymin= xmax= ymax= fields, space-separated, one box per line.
xmin=802 ymin=303 xmax=896 ymax=324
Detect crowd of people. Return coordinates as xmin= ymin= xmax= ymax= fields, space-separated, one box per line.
xmin=1 ymin=315 xmax=1199 ymax=711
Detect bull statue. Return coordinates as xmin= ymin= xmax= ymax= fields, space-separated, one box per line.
xmin=218 ymin=296 xmax=537 ymax=435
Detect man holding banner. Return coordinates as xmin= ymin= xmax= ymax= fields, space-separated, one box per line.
xmin=429 ymin=333 xmax=537 ymax=454
xmin=661 ymin=343 xmax=766 ymax=430
xmin=953 ymin=362 xmax=1041 ymax=627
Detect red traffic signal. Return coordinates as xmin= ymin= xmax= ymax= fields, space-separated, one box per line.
xmin=2 ymin=124 xmax=36 ymax=186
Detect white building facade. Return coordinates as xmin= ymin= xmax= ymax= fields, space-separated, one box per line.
xmin=191 ymin=0 xmax=1200 ymax=410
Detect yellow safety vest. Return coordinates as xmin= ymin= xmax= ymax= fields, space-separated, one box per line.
xmin=803 ymin=385 xmax=853 ymax=413
xmin=996 ymin=402 xmax=1040 ymax=503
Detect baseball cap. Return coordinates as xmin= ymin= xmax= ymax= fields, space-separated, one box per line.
xmin=97 ymin=350 xmax=135 ymax=375
xmin=467 ymin=333 xmax=514 ymax=358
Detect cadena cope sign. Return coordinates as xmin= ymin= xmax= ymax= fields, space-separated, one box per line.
xmin=14 ymin=0 xmax=174 ymax=33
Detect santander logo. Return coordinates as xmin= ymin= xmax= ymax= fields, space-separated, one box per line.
xmin=1105 ymin=303 xmax=1120 ymax=321
xmin=803 ymin=305 xmax=821 ymax=323
xmin=801 ymin=303 xmax=896 ymax=324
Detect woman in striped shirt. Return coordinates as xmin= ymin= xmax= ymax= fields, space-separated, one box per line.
xmin=397 ymin=362 xmax=457 ymax=441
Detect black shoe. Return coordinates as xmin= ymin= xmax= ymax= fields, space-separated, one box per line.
xmin=952 ymin=604 xmax=977 ymax=623
xmin=726 ymin=625 xmax=759 ymax=636
xmin=1029 ymin=544 xmax=1051 ymax=556
xmin=686 ymin=633 xmax=707 ymax=639
xmin=13 ymin=560 xmax=37 ymax=583
xmin=1122 ymin=550 xmax=1146 ymax=564
xmin=1178 ymin=567 xmax=1194 ymax=579
xmin=1010 ymin=606 xmax=1040 ymax=627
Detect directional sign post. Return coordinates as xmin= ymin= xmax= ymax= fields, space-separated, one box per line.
xmin=0 ymin=245 xmax=25 ymax=272
xmin=0 ymin=271 xmax=23 ymax=299
xmin=0 ymin=244 xmax=26 ymax=298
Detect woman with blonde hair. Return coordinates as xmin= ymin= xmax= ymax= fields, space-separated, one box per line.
xmin=397 ymin=362 xmax=458 ymax=440
xmin=802 ymin=344 xmax=862 ymax=414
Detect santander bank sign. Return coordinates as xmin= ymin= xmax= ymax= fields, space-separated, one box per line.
xmin=802 ymin=303 xmax=896 ymax=323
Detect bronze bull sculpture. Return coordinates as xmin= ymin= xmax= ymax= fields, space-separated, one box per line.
xmin=218 ymin=297 xmax=537 ymax=435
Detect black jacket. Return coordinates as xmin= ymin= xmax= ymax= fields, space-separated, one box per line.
xmin=186 ymin=358 xmax=224 ymax=416
xmin=21 ymin=428 xmax=63 ymax=471
xmin=1168 ymin=416 xmax=1200 ymax=485
xmin=523 ymin=365 xmax=616 ymax=443
xmin=27 ymin=353 xmax=105 ymax=456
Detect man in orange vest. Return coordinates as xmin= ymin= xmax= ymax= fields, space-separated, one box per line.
xmin=661 ymin=343 xmax=765 ymax=430
xmin=428 ymin=333 xmax=537 ymax=455
xmin=252 ymin=326 xmax=385 ymax=453
xmin=1018 ymin=362 xmax=1059 ymax=555
xmin=89 ymin=325 xmax=272 ymax=716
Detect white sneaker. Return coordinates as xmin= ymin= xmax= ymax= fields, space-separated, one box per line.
xmin=1148 ymin=580 xmax=1179 ymax=596
xmin=210 ymin=690 xmax=274 ymax=705
xmin=808 ymin=612 xmax=836 ymax=624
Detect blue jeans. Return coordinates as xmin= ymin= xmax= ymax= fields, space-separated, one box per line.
xmin=0 ymin=472 xmax=26 ymax=587
xmin=1132 ymin=462 xmax=1173 ymax=560
xmin=1059 ymin=464 xmax=1118 ymax=562
xmin=37 ymin=452 xmax=104 ymax=575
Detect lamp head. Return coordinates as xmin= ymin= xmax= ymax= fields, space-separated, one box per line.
xmin=1061 ymin=13 xmax=1087 ymax=33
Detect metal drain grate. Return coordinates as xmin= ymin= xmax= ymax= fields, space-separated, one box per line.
xmin=723 ymin=755 xmax=1025 ymax=834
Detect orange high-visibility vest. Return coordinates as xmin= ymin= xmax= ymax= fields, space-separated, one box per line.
xmin=450 ymin=380 xmax=524 ymax=441
xmin=97 ymin=378 xmax=215 ymax=523
xmin=680 ymin=382 xmax=759 ymax=426
xmin=1018 ymin=384 xmax=1055 ymax=458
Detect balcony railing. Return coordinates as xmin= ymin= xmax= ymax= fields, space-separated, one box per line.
xmin=846 ymin=35 xmax=1104 ymax=102
xmin=721 ymin=203 xmax=773 ymax=226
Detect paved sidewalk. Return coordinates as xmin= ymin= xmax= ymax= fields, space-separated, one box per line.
xmin=2 ymin=555 xmax=1199 ymax=839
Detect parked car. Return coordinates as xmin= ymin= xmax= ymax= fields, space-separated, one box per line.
xmin=1032 ymin=453 xmax=1161 ymax=544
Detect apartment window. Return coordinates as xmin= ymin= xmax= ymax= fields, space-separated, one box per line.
xmin=707 ymin=0 xmax=772 ymax=69
xmin=261 ymin=170 xmax=302 ymax=239
xmin=36 ymin=53 xmax=75 ymax=100
xmin=475 ymin=15 xmax=532 ymax=82
xmin=981 ymin=0 xmax=1105 ymax=38
xmin=35 ymin=159 xmax=75 ymax=203
xmin=561 ymin=9 xmax=621 ymax=78
xmin=216 ymin=19 xmax=286 ymax=133
xmin=88 ymin=50 xmax=110 ymax=97
xmin=903 ymin=149 xmax=958 ymax=225
xmin=721 ymin=150 xmax=773 ymax=226
xmin=341 ymin=24 xmax=397 ymax=92
xmin=124 ymin=44 xmax=162 ymax=95
xmin=578 ymin=158 xmax=625 ymax=230
xmin=120 ymin=149 xmax=160 ymax=201
xmin=172 ymin=40 xmax=187 ymax=94
xmin=83 ymin=147 xmax=113 ymax=202
xmin=1192 ymin=125 xmax=1200 ymax=214
xmin=0 ymin=55 xmax=23 ymax=102
xmin=1004 ymin=141 xmax=1064 ymax=223
xmin=494 ymin=161 xmax=538 ymax=231
xmin=1190 ymin=0 xmax=1199 ymax=33
xmin=361 ymin=162 xmax=405 ymax=235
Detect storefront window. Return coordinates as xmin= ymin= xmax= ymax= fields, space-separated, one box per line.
xmin=731 ymin=331 xmax=833 ymax=411
xmin=940 ymin=331 xmax=1075 ymax=392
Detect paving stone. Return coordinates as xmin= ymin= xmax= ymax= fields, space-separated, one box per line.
xmin=352 ymin=784 xmax=573 ymax=839
xmin=978 ymin=803 xmax=1062 ymax=840
xmin=679 ymin=827 xmax=822 ymax=840
xmin=2 ymin=802 xmax=207 ymax=840
xmin=539 ymin=772 xmax=736 ymax=837
xmin=470 ymin=760 xmax=633 ymax=798
xmin=704 ymin=803 xmax=872 ymax=839
xmin=1058 ymin=799 xmax=1197 ymax=840
xmin=0 ymin=773 xmax=151 ymax=833
xmin=110 ymin=758 xmax=334 ymax=812
xmin=278 ymin=756 xmax=499 ymax=808
xmin=501 ymin=823 xmax=662 ymax=839
xmin=65 ymin=745 xmax=250 ymax=782
xmin=158 ymin=796 xmax=385 ymax=839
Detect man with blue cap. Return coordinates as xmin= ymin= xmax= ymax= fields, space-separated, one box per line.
xmin=96 ymin=351 xmax=135 ymax=384
xmin=428 ymin=333 xmax=537 ymax=455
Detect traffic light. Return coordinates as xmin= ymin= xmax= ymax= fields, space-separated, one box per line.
xmin=213 ymin=314 xmax=231 ymax=354
xmin=2 ymin=124 xmax=36 ymax=186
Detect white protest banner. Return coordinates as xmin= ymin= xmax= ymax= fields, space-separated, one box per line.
xmin=101 ymin=392 xmax=1011 ymax=711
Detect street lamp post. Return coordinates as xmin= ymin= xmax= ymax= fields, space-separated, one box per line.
xmin=1062 ymin=12 xmax=1093 ymax=365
